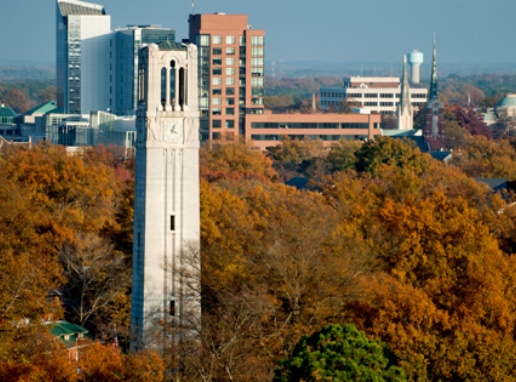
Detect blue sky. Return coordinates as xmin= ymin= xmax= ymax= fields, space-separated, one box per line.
xmin=2 ymin=0 xmax=516 ymax=66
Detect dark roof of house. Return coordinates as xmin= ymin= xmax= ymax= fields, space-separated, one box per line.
xmin=286 ymin=177 xmax=310 ymax=190
xmin=404 ymin=136 xmax=431 ymax=153
xmin=430 ymin=151 xmax=452 ymax=162
xmin=475 ymin=178 xmax=510 ymax=191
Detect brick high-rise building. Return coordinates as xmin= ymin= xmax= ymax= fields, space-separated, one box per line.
xmin=189 ymin=13 xmax=265 ymax=142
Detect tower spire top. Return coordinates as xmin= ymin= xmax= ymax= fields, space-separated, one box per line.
xmin=429 ymin=34 xmax=439 ymax=99
xmin=400 ymin=54 xmax=411 ymax=112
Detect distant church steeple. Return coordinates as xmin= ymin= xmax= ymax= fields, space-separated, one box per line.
xmin=396 ymin=55 xmax=413 ymax=130
xmin=423 ymin=36 xmax=445 ymax=150
xmin=429 ymin=38 xmax=439 ymax=100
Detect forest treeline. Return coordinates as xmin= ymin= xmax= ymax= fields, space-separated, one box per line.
xmin=3 ymin=73 xmax=516 ymax=115
xmin=3 ymin=118 xmax=516 ymax=379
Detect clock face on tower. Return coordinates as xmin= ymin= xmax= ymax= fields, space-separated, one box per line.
xmin=163 ymin=120 xmax=182 ymax=143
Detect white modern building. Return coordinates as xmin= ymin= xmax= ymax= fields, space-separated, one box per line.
xmin=57 ymin=1 xmax=177 ymax=117
xmin=131 ymin=41 xmax=201 ymax=348
xmin=320 ymin=76 xmax=428 ymax=115
xmin=56 ymin=0 xmax=113 ymax=115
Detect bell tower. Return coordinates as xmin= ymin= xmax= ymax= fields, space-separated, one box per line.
xmin=131 ymin=41 xmax=200 ymax=348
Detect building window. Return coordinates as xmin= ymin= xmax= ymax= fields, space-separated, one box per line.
xmin=212 ymin=48 xmax=222 ymax=55
xmin=212 ymin=120 xmax=221 ymax=128
xmin=170 ymin=215 xmax=175 ymax=231
xmin=251 ymin=36 xmax=264 ymax=46
xmin=199 ymin=35 xmax=210 ymax=46
xmin=226 ymin=67 xmax=235 ymax=75
xmin=226 ymin=98 xmax=235 ymax=105
xmin=212 ymin=35 xmax=222 ymax=44
xmin=251 ymin=67 xmax=264 ymax=76
xmin=226 ymin=35 xmax=235 ymax=44
xmin=226 ymin=87 xmax=235 ymax=95
xmin=226 ymin=57 xmax=235 ymax=66
xmin=251 ymin=77 xmax=264 ymax=87
xmin=239 ymin=36 xmax=245 ymax=46
xmin=226 ymin=77 xmax=235 ymax=85
xmin=226 ymin=108 xmax=235 ymax=115
xmin=212 ymin=98 xmax=221 ymax=105
xmin=212 ymin=88 xmax=222 ymax=95
xmin=169 ymin=300 xmax=175 ymax=316
xmin=225 ymin=120 xmax=235 ymax=128
xmin=212 ymin=78 xmax=222 ymax=85
xmin=364 ymin=93 xmax=378 ymax=98
xmin=212 ymin=68 xmax=222 ymax=75
xmin=212 ymin=108 xmax=222 ymax=115
xmin=212 ymin=58 xmax=222 ymax=65
xmin=226 ymin=47 xmax=235 ymax=55
xmin=251 ymin=58 xmax=264 ymax=67
xmin=252 ymin=47 xmax=264 ymax=57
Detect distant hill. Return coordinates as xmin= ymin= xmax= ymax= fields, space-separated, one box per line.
xmin=0 ymin=64 xmax=55 ymax=81
xmin=266 ymin=60 xmax=516 ymax=79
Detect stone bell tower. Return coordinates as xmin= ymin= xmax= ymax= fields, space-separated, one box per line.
xmin=131 ymin=40 xmax=200 ymax=348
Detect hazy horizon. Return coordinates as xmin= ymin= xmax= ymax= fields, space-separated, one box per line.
xmin=1 ymin=0 xmax=516 ymax=72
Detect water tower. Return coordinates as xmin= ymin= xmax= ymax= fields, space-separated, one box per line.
xmin=407 ymin=50 xmax=424 ymax=84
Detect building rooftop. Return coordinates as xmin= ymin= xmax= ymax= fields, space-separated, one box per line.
xmin=47 ymin=320 xmax=89 ymax=348
xmin=0 ymin=105 xmax=18 ymax=118
xmin=158 ymin=39 xmax=185 ymax=51
xmin=58 ymin=0 xmax=105 ymax=16
xmin=24 ymin=101 xmax=60 ymax=116
xmin=496 ymin=94 xmax=516 ymax=108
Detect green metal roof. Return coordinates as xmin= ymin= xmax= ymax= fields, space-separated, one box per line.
xmin=0 ymin=106 xmax=17 ymax=118
xmin=158 ymin=39 xmax=186 ymax=51
xmin=47 ymin=320 xmax=89 ymax=348
xmin=24 ymin=101 xmax=59 ymax=116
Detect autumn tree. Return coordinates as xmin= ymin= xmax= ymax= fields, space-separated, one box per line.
xmin=0 ymin=143 xmax=134 ymax=346
xmin=2 ymin=88 xmax=30 ymax=114
xmin=38 ymin=85 xmax=57 ymax=104
xmin=0 ymin=326 xmax=77 ymax=382
xmin=325 ymin=139 xmax=362 ymax=173
xmin=267 ymin=137 xmax=328 ymax=178
xmin=59 ymin=232 xmax=131 ymax=333
xmin=201 ymin=141 xmax=277 ymax=182
xmin=449 ymin=134 xmax=516 ymax=179
xmin=445 ymin=103 xmax=492 ymax=138
xmin=354 ymin=136 xmax=430 ymax=176
xmin=274 ymin=323 xmax=406 ymax=382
